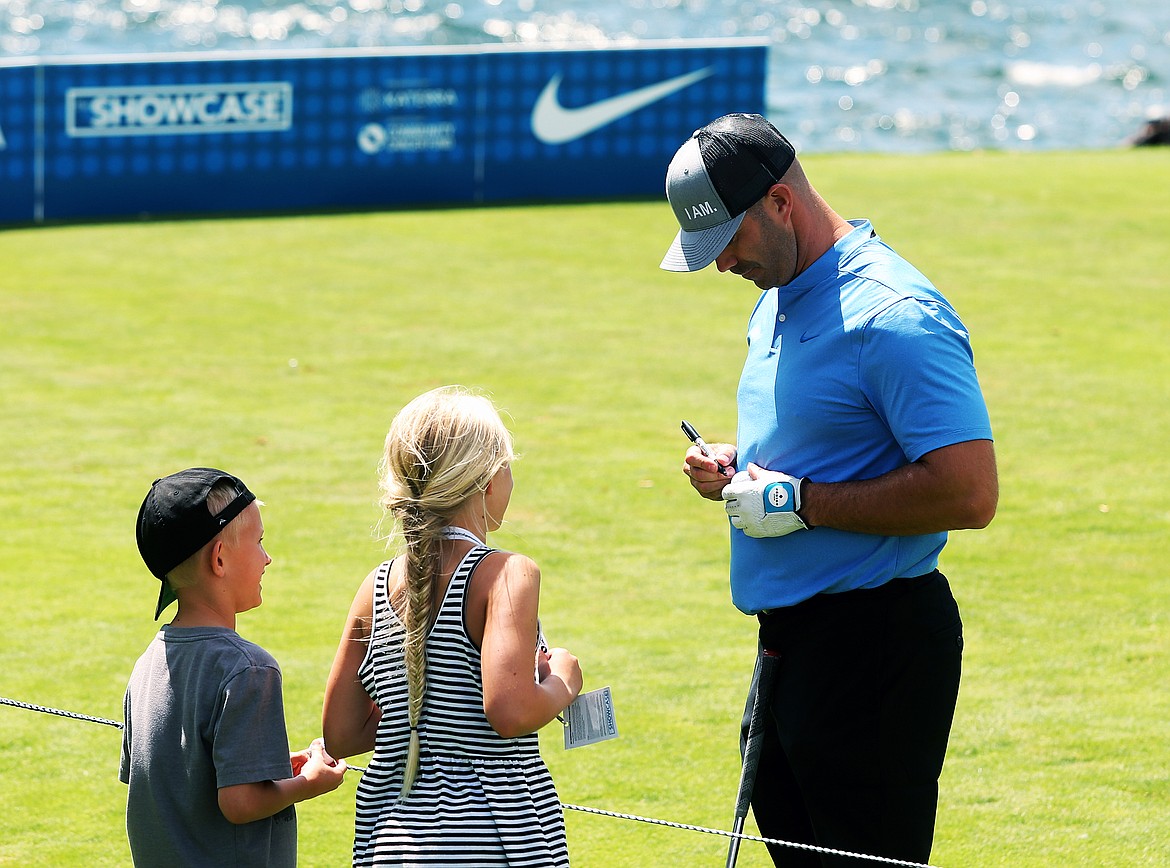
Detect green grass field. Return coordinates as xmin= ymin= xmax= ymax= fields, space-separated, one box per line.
xmin=1 ymin=149 xmax=1168 ymax=866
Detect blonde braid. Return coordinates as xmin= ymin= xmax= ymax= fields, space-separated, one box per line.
xmin=398 ymin=505 xmax=441 ymax=799
xmin=377 ymin=386 xmax=515 ymax=803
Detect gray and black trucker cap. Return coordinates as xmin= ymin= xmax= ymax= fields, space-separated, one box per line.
xmin=660 ymin=113 xmax=797 ymax=272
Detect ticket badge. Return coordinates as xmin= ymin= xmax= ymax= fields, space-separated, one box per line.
xmin=562 ymin=686 xmax=619 ymax=750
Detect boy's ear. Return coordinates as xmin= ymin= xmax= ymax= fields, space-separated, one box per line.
xmin=208 ymin=538 xmax=228 ymax=577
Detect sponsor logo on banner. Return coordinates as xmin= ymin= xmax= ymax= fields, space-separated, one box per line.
xmin=531 ymin=67 xmax=714 ymax=145
xmin=65 ymin=82 xmax=293 ymax=137
xmin=356 ymin=85 xmax=460 ymax=155
xmin=359 ymin=87 xmax=458 ymax=113
xmin=357 ymin=122 xmax=457 ymax=154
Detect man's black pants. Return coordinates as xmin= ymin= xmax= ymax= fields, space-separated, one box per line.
xmin=744 ymin=571 xmax=963 ymax=867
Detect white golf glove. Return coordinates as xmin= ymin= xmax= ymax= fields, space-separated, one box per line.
xmin=722 ymin=465 xmax=809 ymax=538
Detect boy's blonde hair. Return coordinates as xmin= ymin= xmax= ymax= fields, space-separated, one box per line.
xmin=378 ymin=386 xmax=514 ymax=799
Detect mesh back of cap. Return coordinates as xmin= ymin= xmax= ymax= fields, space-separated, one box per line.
xmin=700 ymin=115 xmax=795 ymax=218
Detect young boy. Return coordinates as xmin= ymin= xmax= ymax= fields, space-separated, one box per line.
xmin=120 ymin=467 xmax=346 ymax=866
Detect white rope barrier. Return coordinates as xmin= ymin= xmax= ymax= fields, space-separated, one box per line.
xmin=2 ymin=696 xmax=939 ymax=867
xmin=562 ymin=803 xmax=939 ymax=867
xmin=1 ymin=695 xmax=124 ymax=729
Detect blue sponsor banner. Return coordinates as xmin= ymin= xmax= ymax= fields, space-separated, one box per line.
xmin=0 ymin=41 xmax=765 ymax=224
xmin=0 ymin=61 xmax=38 ymax=223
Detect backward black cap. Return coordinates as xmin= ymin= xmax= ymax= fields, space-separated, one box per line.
xmin=136 ymin=468 xmax=256 ymax=618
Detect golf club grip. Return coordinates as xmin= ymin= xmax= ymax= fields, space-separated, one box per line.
xmin=733 ymin=651 xmax=779 ymax=817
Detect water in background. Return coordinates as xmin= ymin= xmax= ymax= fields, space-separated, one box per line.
xmin=2 ymin=0 xmax=1168 ymax=153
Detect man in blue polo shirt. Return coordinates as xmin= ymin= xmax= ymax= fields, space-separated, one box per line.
xmin=661 ymin=113 xmax=998 ymax=866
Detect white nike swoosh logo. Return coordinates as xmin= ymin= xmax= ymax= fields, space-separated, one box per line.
xmin=531 ymin=67 xmax=714 ymax=145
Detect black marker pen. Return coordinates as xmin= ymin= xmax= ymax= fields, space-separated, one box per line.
xmin=681 ymin=420 xmax=728 ymax=475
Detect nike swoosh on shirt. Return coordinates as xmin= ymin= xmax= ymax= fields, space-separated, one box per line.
xmin=531 ymin=67 xmax=714 ymax=145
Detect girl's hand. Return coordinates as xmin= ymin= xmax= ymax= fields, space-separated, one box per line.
xmin=546 ymin=647 xmax=583 ymax=700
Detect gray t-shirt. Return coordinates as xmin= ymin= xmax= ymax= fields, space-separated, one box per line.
xmin=120 ymin=626 xmax=297 ymax=867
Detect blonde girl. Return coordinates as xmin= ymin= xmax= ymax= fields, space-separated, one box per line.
xmin=323 ymin=386 xmax=582 ymax=867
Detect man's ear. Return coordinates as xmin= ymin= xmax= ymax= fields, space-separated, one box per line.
xmin=764 ymin=182 xmax=795 ymax=220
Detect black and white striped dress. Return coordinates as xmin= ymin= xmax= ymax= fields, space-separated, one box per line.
xmin=353 ymin=546 xmax=570 ymax=867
